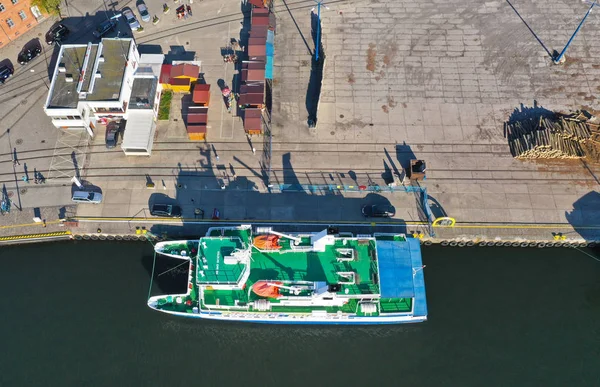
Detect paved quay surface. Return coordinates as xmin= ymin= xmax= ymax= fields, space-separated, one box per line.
xmin=0 ymin=0 xmax=599 ymax=242
xmin=271 ymin=0 xmax=600 ymax=238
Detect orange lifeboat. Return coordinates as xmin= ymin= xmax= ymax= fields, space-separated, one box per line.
xmin=253 ymin=234 xmax=281 ymax=250
xmin=252 ymin=280 xmax=283 ymax=298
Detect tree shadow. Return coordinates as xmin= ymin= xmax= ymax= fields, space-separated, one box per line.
xmin=565 ymin=191 xmax=600 ymax=241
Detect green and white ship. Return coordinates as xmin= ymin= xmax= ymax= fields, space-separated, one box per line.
xmin=148 ymin=225 xmax=427 ymax=324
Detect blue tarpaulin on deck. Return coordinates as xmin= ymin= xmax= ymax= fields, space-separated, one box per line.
xmin=377 ymin=238 xmax=428 ymax=317
xmin=377 ymin=240 xmax=415 ymax=298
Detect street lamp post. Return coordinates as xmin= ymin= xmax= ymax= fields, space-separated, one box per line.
xmin=553 ymin=0 xmax=597 ymax=64
xmin=312 ymin=1 xmax=328 ymax=61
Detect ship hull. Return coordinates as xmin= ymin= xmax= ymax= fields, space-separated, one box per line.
xmin=148 ymin=304 xmax=426 ymax=325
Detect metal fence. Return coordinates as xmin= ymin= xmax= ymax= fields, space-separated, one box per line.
xmin=274 ymin=183 xmax=425 ymax=194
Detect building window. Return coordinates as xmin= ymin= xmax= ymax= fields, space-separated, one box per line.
xmin=94 ymin=107 xmax=124 ymax=114
xmin=18 ymin=10 xmax=25 ymax=20
xmin=0 ymin=4 xmax=5 ymax=12
xmin=6 ymin=18 xmax=14 ymax=28
xmin=11 ymin=0 xmax=17 ymax=4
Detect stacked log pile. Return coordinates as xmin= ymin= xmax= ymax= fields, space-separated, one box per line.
xmin=506 ymin=111 xmax=600 ymax=161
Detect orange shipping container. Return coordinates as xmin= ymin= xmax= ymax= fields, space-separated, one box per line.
xmin=188 ymin=132 xmax=206 ymax=141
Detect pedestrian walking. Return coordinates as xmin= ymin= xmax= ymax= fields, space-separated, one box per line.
xmin=13 ymin=148 xmax=20 ymax=166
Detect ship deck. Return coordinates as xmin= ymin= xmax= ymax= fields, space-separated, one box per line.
xmin=201 ymin=228 xmax=380 ymax=293
xmin=246 ymin=238 xmax=380 ymax=295
xmin=153 ymin=228 xmax=420 ymax=316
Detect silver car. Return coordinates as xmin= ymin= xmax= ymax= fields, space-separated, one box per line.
xmin=72 ymin=191 xmax=103 ymax=204
xmin=123 ymin=9 xmax=141 ymax=31
xmin=137 ymin=3 xmax=150 ymax=22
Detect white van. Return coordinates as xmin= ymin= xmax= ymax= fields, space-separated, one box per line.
xmin=71 ymin=191 xmax=103 ymax=204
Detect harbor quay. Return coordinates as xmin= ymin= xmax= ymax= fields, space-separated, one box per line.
xmin=0 ymin=0 xmax=599 ymax=245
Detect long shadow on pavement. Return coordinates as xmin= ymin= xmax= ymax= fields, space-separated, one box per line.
xmin=566 ymin=191 xmax=600 ymax=241
xmin=148 ymin=148 xmax=408 ymax=239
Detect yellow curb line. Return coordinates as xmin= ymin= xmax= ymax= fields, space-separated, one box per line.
xmin=0 ymin=231 xmax=71 ymax=242
xmin=71 ymin=216 xmax=600 ymax=228
xmin=0 ymin=220 xmax=63 ymax=230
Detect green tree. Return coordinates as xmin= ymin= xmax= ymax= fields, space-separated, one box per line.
xmin=31 ymin=0 xmax=62 ymax=16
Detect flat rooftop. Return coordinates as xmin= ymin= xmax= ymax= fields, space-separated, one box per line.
xmin=128 ymin=77 xmax=157 ymax=110
xmin=47 ymin=39 xmax=132 ymax=109
xmin=47 ymin=45 xmax=87 ymax=108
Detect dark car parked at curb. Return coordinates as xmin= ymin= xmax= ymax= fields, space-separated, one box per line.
xmin=18 ymin=46 xmax=42 ymax=65
xmin=0 ymin=65 xmax=14 ymax=84
xmin=93 ymin=19 xmax=118 ymax=39
xmin=46 ymin=24 xmax=70 ymax=45
xmin=150 ymin=204 xmax=182 ymax=218
xmin=362 ymin=204 xmax=396 ymax=218
xmin=105 ymin=124 xmax=121 ymax=148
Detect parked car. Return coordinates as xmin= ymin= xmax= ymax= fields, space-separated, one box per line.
xmin=105 ymin=124 xmax=121 ymax=148
xmin=361 ymin=204 xmax=396 ymax=218
xmin=45 ymin=24 xmax=70 ymax=45
xmin=93 ymin=19 xmax=118 ymax=38
xmin=0 ymin=65 xmax=14 ymax=84
xmin=122 ymin=9 xmax=141 ymax=31
xmin=72 ymin=191 xmax=103 ymax=204
xmin=150 ymin=204 xmax=182 ymax=217
xmin=17 ymin=46 xmax=42 ymax=65
xmin=137 ymin=3 xmax=150 ymax=22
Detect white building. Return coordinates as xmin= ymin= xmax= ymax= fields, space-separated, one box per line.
xmin=121 ymin=53 xmax=164 ymax=156
xmin=44 ymin=39 xmax=164 ymax=156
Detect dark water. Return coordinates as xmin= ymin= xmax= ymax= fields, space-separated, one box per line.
xmin=1 ymin=241 xmax=600 ymax=386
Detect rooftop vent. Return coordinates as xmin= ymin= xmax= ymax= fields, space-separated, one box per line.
xmin=58 ymin=64 xmax=66 ymax=73
xmin=65 ymin=75 xmax=74 ymax=83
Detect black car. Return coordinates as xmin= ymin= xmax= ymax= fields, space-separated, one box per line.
xmin=362 ymin=204 xmax=396 ymax=218
xmin=105 ymin=124 xmax=120 ymax=148
xmin=93 ymin=19 xmax=118 ymax=39
xmin=150 ymin=204 xmax=182 ymax=218
xmin=45 ymin=24 xmax=70 ymax=45
xmin=0 ymin=65 xmax=13 ymax=84
xmin=17 ymin=46 xmax=42 ymax=65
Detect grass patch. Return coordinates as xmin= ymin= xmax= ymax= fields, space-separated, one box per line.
xmin=158 ymin=90 xmax=172 ymax=120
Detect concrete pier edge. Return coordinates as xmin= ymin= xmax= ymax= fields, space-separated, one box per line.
xmin=1 ymin=216 xmax=598 ymax=247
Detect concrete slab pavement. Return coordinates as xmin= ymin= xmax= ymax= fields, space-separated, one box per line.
xmin=268 ymin=0 xmax=600 ymax=238
xmin=2 ymin=0 xmax=599 ymax=242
